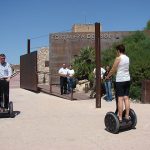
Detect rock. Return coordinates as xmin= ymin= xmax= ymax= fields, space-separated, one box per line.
xmin=75 ymin=80 xmax=90 ymax=92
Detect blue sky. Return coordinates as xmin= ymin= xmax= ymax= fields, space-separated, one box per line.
xmin=0 ymin=0 xmax=150 ymax=64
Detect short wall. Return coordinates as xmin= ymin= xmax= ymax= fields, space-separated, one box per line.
xmin=141 ymin=80 xmax=150 ymax=103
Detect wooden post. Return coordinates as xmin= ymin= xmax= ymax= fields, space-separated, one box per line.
xmin=95 ymin=23 xmax=101 ymax=108
xmin=27 ymin=39 xmax=30 ymax=54
xmin=71 ymin=89 xmax=73 ymax=100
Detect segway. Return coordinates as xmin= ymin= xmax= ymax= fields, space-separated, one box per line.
xmin=0 ymin=93 xmax=14 ymax=118
xmin=104 ymin=82 xmax=137 ymax=133
xmin=104 ymin=109 xmax=137 ymax=133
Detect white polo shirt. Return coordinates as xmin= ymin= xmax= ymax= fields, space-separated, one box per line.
xmin=93 ymin=67 xmax=106 ymax=79
xmin=58 ymin=67 xmax=68 ymax=76
xmin=67 ymin=69 xmax=75 ymax=77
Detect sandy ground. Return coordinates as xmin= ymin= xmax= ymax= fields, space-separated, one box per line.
xmin=0 ymin=88 xmax=150 ymax=150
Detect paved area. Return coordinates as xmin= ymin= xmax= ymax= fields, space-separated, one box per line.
xmin=10 ymin=72 xmax=20 ymax=88
xmin=0 ymin=88 xmax=150 ymax=150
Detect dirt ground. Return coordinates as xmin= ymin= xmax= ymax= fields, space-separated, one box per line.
xmin=0 ymin=88 xmax=150 ymax=150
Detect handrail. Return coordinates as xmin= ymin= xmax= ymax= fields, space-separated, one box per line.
xmin=11 ymin=71 xmax=20 ymax=78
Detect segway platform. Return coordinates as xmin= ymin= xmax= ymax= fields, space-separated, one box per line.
xmin=0 ymin=101 xmax=14 ymax=118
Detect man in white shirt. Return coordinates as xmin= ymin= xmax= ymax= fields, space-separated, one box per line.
xmin=0 ymin=54 xmax=12 ymax=112
xmin=67 ymin=65 xmax=75 ymax=93
xmin=58 ymin=64 xmax=68 ymax=95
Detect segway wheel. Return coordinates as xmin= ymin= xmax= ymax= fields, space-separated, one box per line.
xmin=104 ymin=112 xmax=120 ymax=134
xmin=9 ymin=101 xmax=14 ymax=118
xmin=122 ymin=109 xmax=137 ymax=128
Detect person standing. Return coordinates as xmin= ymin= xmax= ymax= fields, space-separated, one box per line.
xmin=67 ymin=65 xmax=75 ymax=93
xmin=58 ymin=64 xmax=68 ymax=95
xmin=103 ymin=65 xmax=113 ymax=101
xmin=101 ymin=66 xmax=106 ymax=96
xmin=90 ymin=67 xmax=106 ymax=98
xmin=106 ymin=44 xmax=131 ymax=122
xmin=0 ymin=54 xmax=12 ymax=112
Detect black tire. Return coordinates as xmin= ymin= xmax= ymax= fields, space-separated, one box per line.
xmin=9 ymin=101 xmax=14 ymax=118
xmin=104 ymin=112 xmax=120 ymax=134
xmin=122 ymin=109 xmax=137 ymax=128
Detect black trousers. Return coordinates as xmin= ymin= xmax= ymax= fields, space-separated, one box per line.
xmin=60 ymin=76 xmax=67 ymax=94
xmin=0 ymin=80 xmax=9 ymax=109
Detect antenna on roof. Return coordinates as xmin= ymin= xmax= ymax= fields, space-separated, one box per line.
xmin=82 ymin=11 xmax=87 ymax=24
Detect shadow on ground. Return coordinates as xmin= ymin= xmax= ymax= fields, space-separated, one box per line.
xmin=0 ymin=111 xmax=21 ymax=119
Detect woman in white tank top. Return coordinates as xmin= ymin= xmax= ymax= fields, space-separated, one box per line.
xmin=116 ymin=54 xmax=130 ymax=82
xmin=106 ymin=44 xmax=131 ymax=122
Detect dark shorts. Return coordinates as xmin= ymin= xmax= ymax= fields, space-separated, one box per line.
xmin=116 ymin=81 xmax=130 ymax=97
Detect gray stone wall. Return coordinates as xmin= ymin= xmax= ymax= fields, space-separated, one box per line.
xmin=37 ymin=47 xmax=49 ymax=84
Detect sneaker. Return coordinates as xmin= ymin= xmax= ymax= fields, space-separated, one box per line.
xmin=106 ymin=100 xmax=112 ymax=102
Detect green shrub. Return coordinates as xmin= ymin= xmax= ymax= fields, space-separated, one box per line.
xmin=72 ymin=47 xmax=95 ymax=82
xmin=130 ymin=85 xmax=141 ymax=100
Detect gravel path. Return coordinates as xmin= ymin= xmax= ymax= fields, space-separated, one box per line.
xmin=0 ymin=88 xmax=150 ymax=150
